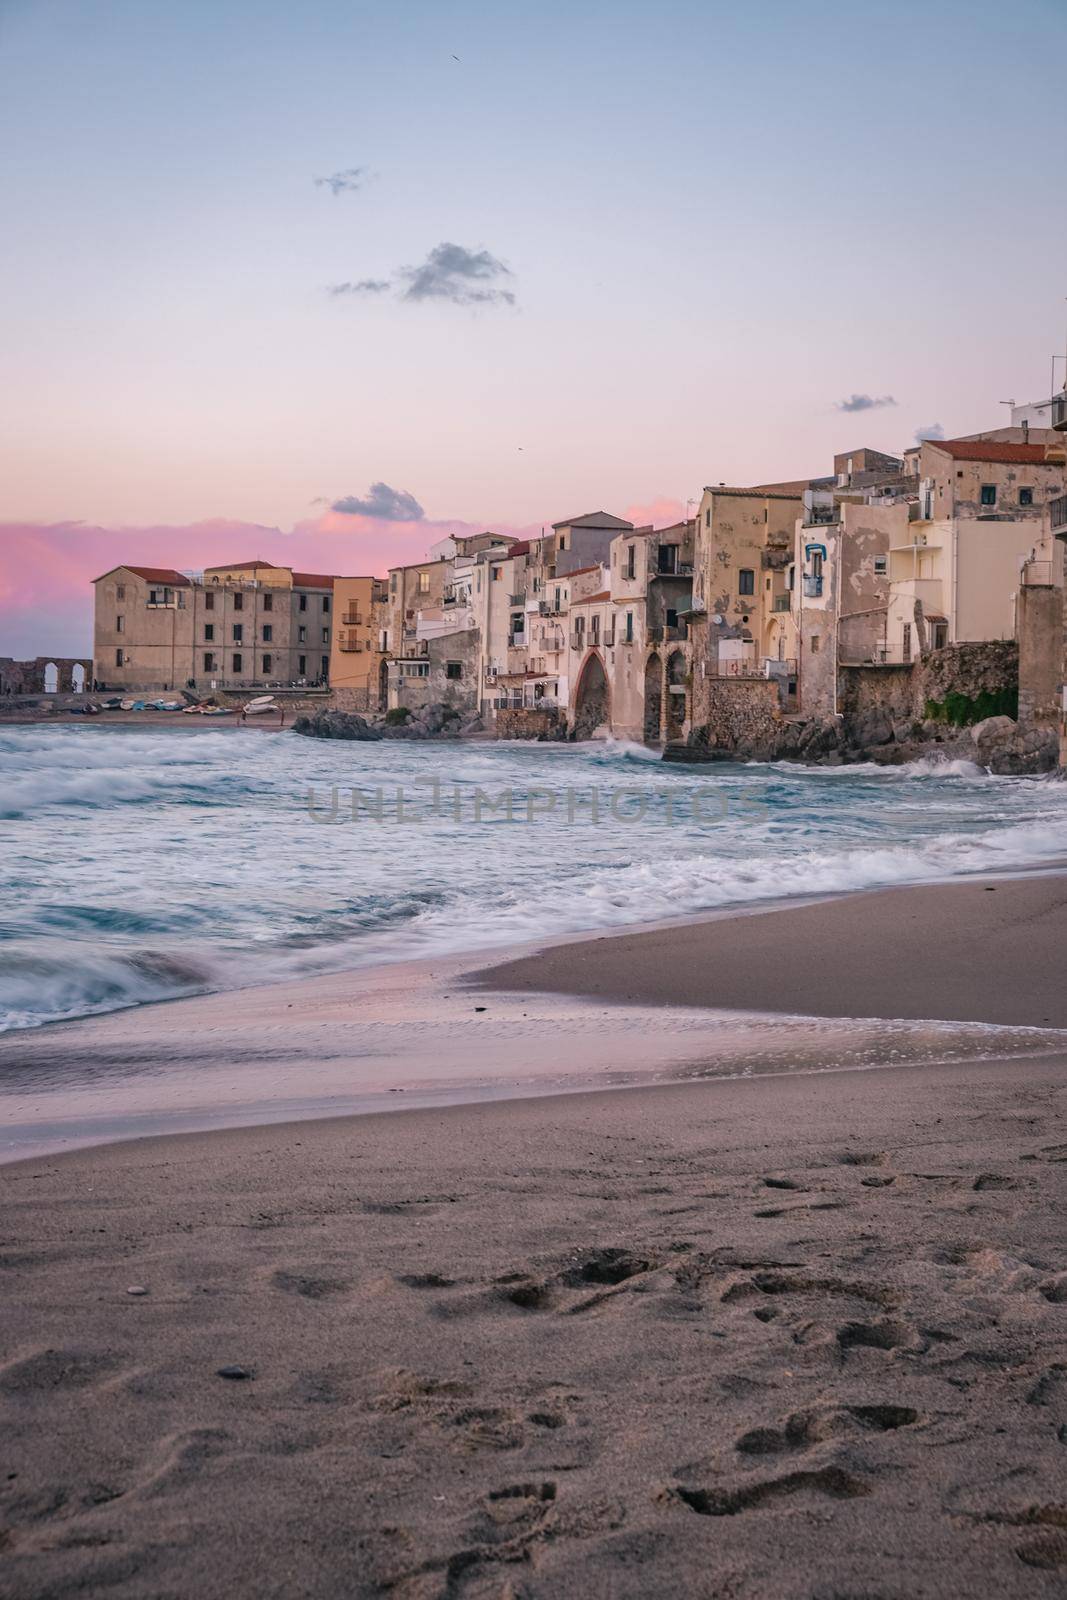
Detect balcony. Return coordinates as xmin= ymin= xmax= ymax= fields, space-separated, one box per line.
xmin=713 ymin=657 xmax=797 ymax=680
xmin=648 ymin=624 xmax=688 ymax=643
xmin=338 ymin=632 xmax=364 ymax=653
xmin=772 ymin=594 xmax=791 ymax=612
xmin=802 ymin=576 xmax=823 ymax=599
xmin=1052 ymin=394 xmax=1067 ymax=433
xmin=1051 ymin=494 xmax=1067 ymax=535
xmin=1020 ymin=558 xmax=1055 ymax=586
xmin=509 ymin=592 xmax=525 ymax=606
xmin=342 ymin=610 xmax=363 ymax=625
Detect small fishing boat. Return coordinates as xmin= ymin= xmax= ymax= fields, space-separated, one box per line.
xmin=243 ymin=695 xmax=278 ymax=715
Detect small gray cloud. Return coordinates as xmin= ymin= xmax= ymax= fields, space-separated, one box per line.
xmin=835 ymin=393 xmax=897 ymax=413
xmin=314 ymin=167 xmax=368 ymax=196
xmin=331 ymin=483 xmax=425 ymax=522
xmin=914 ymin=422 xmax=945 ymax=442
xmin=328 ymin=278 xmax=391 ymax=297
xmin=326 ymin=241 xmax=516 ymax=309
xmin=400 ymin=241 xmax=515 ymax=306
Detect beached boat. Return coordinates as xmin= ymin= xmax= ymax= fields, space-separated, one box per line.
xmin=243 ymin=696 xmax=278 ymax=715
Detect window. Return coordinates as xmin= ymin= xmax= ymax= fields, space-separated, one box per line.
xmin=980 ymin=484 xmax=997 ymax=506
xmin=299 ymin=594 xmax=307 ymax=612
xmin=658 ymin=545 xmax=678 ymax=575
xmin=874 ymin=556 xmax=888 ymax=576
xmin=298 ymin=655 xmax=307 ymax=676
xmin=445 ymin=661 xmax=463 ymax=680
xmin=321 ymin=656 xmax=329 ymax=678
xmin=902 ymin=623 xmax=912 ymax=663
xmin=390 ymin=573 xmax=397 ymax=594
xmin=624 ymin=611 xmax=633 ymax=642
xmin=232 ymin=653 xmax=243 ymax=672
xmin=625 ymin=545 xmax=636 ymax=579
xmin=491 ymin=565 xmax=502 ymax=581
xmin=116 ymin=614 xmax=124 ymax=633
xmin=810 ymin=550 xmax=824 ymax=579
xmin=322 ymin=596 xmax=330 ymax=613
xmin=705 ymin=507 xmax=710 ymax=528
xmin=322 ymin=628 xmax=329 ymax=644
xmin=298 ymin=625 xmax=307 ymax=643
xmin=1020 ymin=487 xmax=1034 ymax=507
xmin=738 ymin=568 xmax=755 ymax=595
xmin=558 ymin=535 xmax=566 ymax=550
xmin=261 ymin=624 xmax=272 ymax=642
xmin=205 ymin=592 xmax=215 ymax=611
xmin=933 ymin=622 xmax=949 ymax=649
xmin=203 ymin=653 xmax=215 ymax=672
xmin=262 ymin=654 xmax=272 ymax=674
xmin=233 ymin=592 xmax=243 ymax=611
xmin=263 ymin=592 xmax=273 ymax=612
xmin=115 ymin=648 xmax=124 ymax=668
xmin=591 ymin=615 xmax=600 ymax=644
xmin=204 ymin=624 xmax=214 ymax=642
xmin=417 ymin=570 xmax=430 ymax=594
xmin=116 ymin=583 xmax=125 ymax=600
xmin=666 ymin=608 xmax=678 ymax=628
xmin=232 ymin=623 xmax=243 ymax=643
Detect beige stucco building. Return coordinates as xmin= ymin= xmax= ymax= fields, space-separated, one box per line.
xmin=93 ymin=561 xmax=337 ymax=691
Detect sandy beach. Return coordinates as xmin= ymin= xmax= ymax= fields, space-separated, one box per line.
xmin=3 ymin=877 xmax=1067 ymax=1597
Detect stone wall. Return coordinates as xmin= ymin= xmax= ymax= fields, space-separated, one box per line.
xmin=919 ymin=640 xmax=1017 ymax=707
xmin=1017 ymin=585 xmax=1064 ymax=728
xmin=837 ymin=663 xmax=917 ymax=724
xmin=495 ymin=707 xmax=563 ymax=740
xmin=694 ymin=678 xmax=783 ymax=754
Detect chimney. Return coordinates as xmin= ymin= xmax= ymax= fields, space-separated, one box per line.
xmin=1022 ymin=420 xmax=1030 ymax=444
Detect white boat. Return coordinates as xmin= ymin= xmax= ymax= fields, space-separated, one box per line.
xmin=243 ymin=696 xmax=278 ymax=715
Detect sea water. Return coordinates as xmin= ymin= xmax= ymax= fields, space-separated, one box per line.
xmin=3 ymin=723 xmax=1067 ymax=1033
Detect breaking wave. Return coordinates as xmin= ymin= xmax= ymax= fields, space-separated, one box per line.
xmin=2 ymin=723 xmax=1067 ymax=1030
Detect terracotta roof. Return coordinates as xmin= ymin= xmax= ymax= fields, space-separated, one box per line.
xmin=94 ymin=565 xmax=191 ymax=585
xmin=560 ymin=565 xmax=600 ymax=579
xmin=207 ymin=559 xmax=283 ymax=571
xmin=506 ymin=540 xmax=531 ymax=556
xmin=292 ymin=571 xmax=336 ymax=589
xmin=551 ymin=511 xmax=634 ymax=531
xmin=926 ymin=440 xmax=1053 ymax=464
xmin=572 ymin=591 xmax=611 ymax=604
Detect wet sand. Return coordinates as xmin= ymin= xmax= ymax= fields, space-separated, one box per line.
xmin=473 ymin=873 xmax=1067 ymax=1028
xmin=3 ymin=876 xmax=1067 ymax=1596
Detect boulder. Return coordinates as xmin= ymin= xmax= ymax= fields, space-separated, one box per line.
xmin=970 ymin=715 xmax=1059 ymax=776
xmin=292 ymin=711 xmax=383 ymax=741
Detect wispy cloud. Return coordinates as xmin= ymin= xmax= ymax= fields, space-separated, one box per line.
xmin=314 ymin=167 xmax=368 ymax=196
xmin=331 ymin=483 xmax=425 ymax=521
xmin=914 ymin=422 xmax=945 ymax=442
xmin=327 ymin=241 xmax=516 ymax=309
xmin=834 ymin=393 xmax=897 ymax=413
xmin=327 ymin=279 xmax=391 ymax=297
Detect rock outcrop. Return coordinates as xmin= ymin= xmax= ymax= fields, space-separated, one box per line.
xmin=969 ymin=715 xmax=1059 ymax=776
xmin=292 ymin=710 xmax=383 ymax=741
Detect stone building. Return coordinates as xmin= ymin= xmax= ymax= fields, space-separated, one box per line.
xmin=92 ymin=562 xmax=338 ymax=691
xmin=604 ymin=521 xmax=695 ymax=742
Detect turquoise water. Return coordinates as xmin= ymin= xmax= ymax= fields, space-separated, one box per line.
xmin=2 ymin=724 xmax=1067 ymax=1031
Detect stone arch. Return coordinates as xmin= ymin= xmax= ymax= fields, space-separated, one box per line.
xmin=666 ymin=650 xmax=687 ymax=740
xmin=43 ymin=662 xmax=59 ymax=694
xmin=573 ymin=651 xmax=610 ymax=740
xmin=71 ymin=663 xmax=86 ymax=694
xmin=643 ymin=651 xmax=663 ymax=744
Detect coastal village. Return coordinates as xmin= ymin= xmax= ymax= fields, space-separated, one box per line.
xmin=7 ymin=395 xmax=1067 ymax=769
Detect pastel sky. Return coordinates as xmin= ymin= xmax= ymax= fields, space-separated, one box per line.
xmin=2 ymin=0 xmax=1066 ymax=655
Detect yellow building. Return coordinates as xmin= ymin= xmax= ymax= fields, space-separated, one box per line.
xmin=329 ymin=576 xmax=388 ymax=709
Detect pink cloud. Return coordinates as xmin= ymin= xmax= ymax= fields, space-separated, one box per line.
xmin=0 ymin=500 xmax=685 ymax=658
xmin=623 ymin=496 xmax=688 ymax=528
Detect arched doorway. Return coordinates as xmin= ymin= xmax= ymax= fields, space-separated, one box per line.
xmin=643 ymin=652 xmax=662 ymax=743
xmin=573 ymin=652 xmax=609 ymax=739
xmin=71 ymin=663 xmax=86 ymax=694
xmin=666 ymin=650 xmax=687 ymax=740
xmin=378 ymin=657 xmax=389 ymax=712
xmin=43 ymin=662 xmax=59 ymax=694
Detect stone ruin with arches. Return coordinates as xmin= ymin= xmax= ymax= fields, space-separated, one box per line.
xmin=0 ymin=657 xmax=94 ymax=697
